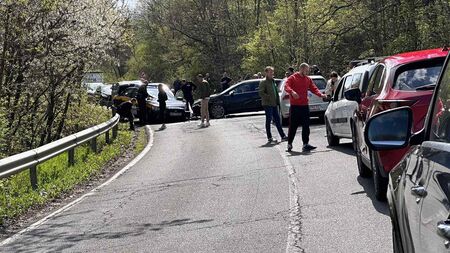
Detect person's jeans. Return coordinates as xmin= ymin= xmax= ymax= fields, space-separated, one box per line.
xmin=201 ymin=98 xmax=210 ymax=123
xmin=288 ymin=105 xmax=310 ymax=145
xmin=264 ymin=106 xmax=286 ymax=140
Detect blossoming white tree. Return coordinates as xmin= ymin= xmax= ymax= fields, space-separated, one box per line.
xmin=0 ymin=0 xmax=129 ymax=155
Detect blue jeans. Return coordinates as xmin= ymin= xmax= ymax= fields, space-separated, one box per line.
xmin=264 ymin=106 xmax=286 ymax=140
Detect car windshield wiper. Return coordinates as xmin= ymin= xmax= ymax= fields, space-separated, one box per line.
xmin=415 ymin=84 xmax=436 ymax=90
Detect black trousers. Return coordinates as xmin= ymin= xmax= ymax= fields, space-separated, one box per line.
xmin=160 ymin=105 xmax=166 ymax=124
xmin=137 ymin=99 xmax=147 ymax=124
xmin=288 ymin=105 xmax=310 ymax=145
xmin=119 ymin=112 xmax=135 ymax=130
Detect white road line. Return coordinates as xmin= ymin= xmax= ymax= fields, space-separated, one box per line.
xmin=0 ymin=126 xmax=155 ymax=247
xmin=276 ymin=145 xmax=305 ymax=253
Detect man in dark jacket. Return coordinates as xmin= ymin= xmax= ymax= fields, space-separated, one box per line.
xmin=220 ymin=72 xmax=232 ymax=92
xmin=117 ymin=98 xmax=137 ymax=130
xmin=181 ymin=79 xmax=197 ymax=109
xmin=259 ymin=66 xmax=287 ymax=143
xmin=136 ymin=80 xmax=149 ymax=124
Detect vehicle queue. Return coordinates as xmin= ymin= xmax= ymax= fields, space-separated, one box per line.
xmin=83 ymin=46 xmax=450 ymax=253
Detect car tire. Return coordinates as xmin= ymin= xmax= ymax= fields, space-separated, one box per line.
xmin=325 ymin=119 xmax=339 ymax=146
xmin=354 ymin=126 xmax=371 ymax=178
xmin=370 ymin=151 xmax=388 ymax=201
xmin=351 ymin=121 xmax=358 ymax=152
xmin=279 ymin=107 xmax=289 ymax=126
xmin=210 ymin=104 xmax=225 ymax=119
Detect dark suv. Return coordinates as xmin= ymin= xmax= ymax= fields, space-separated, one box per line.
xmin=193 ymin=79 xmax=282 ymax=118
xmin=364 ymin=51 xmax=450 ymax=253
xmin=346 ymin=48 xmax=448 ymax=200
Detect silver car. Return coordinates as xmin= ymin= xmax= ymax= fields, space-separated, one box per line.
xmin=278 ymin=75 xmax=328 ymax=125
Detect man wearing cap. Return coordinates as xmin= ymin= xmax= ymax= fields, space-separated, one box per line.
xmin=284 ymin=63 xmax=327 ymax=152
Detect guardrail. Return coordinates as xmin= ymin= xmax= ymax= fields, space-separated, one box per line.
xmin=0 ymin=114 xmax=120 ymax=190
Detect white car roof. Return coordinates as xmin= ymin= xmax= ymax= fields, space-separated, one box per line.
xmin=309 ymin=75 xmax=326 ymax=80
xmin=118 ymin=80 xmax=143 ymax=86
xmin=344 ymin=63 xmax=376 ymax=76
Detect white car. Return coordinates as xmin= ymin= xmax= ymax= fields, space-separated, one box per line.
xmin=279 ymin=75 xmax=328 ymax=125
xmin=324 ymin=63 xmax=376 ymax=146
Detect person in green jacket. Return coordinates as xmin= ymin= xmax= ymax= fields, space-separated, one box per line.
xmin=196 ymin=74 xmax=211 ymax=127
xmin=259 ymin=66 xmax=287 ymax=143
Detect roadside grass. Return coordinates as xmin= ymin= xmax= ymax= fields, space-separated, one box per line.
xmin=0 ymin=125 xmax=147 ymax=227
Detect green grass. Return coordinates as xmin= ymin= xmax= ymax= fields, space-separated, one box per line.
xmin=0 ymin=124 xmax=147 ymax=226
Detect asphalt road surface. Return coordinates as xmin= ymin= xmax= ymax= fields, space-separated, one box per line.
xmin=0 ymin=113 xmax=392 ymax=253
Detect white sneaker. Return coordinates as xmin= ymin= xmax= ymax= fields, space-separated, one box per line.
xmin=205 ymin=122 xmax=210 ymax=127
xmin=199 ymin=123 xmax=206 ymax=128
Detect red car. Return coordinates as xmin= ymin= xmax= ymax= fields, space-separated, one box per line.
xmin=345 ymin=47 xmax=449 ymax=200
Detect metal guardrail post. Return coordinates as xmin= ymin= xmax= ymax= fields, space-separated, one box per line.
xmin=30 ymin=166 xmax=38 ymax=190
xmin=105 ymin=130 xmax=110 ymax=144
xmin=68 ymin=148 xmax=75 ymax=166
xmin=90 ymin=137 xmax=97 ymax=153
xmin=112 ymin=125 xmax=118 ymax=139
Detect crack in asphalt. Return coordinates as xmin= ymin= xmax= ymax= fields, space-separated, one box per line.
xmin=247 ymin=121 xmax=306 ymax=253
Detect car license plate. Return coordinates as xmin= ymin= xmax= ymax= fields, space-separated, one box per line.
xmin=170 ymin=112 xmax=182 ymax=116
xmin=310 ymin=105 xmax=320 ymax=111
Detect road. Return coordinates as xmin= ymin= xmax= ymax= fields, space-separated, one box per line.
xmin=0 ymin=114 xmax=391 ymax=253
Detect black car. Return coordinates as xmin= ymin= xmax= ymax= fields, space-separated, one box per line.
xmin=193 ymin=79 xmax=283 ymax=118
xmin=364 ymin=52 xmax=450 ymax=252
xmin=112 ymin=81 xmax=188 ymax=122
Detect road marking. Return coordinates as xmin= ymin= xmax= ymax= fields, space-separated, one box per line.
xmin=0 ymin=126 xmax=155 ymax=247
xmin=276 ymin=145 xmax=305 ymax=253
xmin=247 ymin=121 xmax=305 ymax=253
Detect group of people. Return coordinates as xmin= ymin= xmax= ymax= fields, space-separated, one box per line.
xmin=259 ymin=63 xmax=328 ymax=152
xmin=116 ymin=80 xmax=168 ymax=131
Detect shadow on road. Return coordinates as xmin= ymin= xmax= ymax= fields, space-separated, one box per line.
xmin=328 ymin=143 xmax=355 ymax=156
xmin=4 ymin=218 xmax=214 ymax=253
xmin=355 ymin=176 xmax=389 ymax=216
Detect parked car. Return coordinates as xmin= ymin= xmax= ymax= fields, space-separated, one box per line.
xmin=364 ymin=51 xmax=450 ymax=253
xmin=325 ymin=63 xmax=377 ymax=146
xmin=85 ymin=82 xmax=104 ymax=97
xmin=99 ymin=84 xmax=113 ymax=107
xmin=193 ymin=79 xmax=283 ymax=119
xmin=112 ymin=80 xmax=188 ymax=122
xmin=279 ymin=75 xmax=328 ymax=125
xmin=346 ymin=47 xmax=448 ymax=200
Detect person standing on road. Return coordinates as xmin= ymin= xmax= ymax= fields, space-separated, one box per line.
xmin=259 ymin=66 xmax=288 ymax=143
xmin=197 ymin=74 xmax=211 ymax=127
xmin=284 ymin=63 xmax=327 ymax=152
xmin=117 ymin=98 xmax=137 ymax=131
xmin=220 ymin=72 xmax=232 ymax=92
xmin=325 ymin=71 xmax=340 ymax=98
xmin=181 ymin=79 xmax=197 ymax=111
xmin=173 ymin=77 xmax=182 ymax=96
xmin=137 ymin=80 xmax=149 ymax=125
xmin=158 ymin=84 xmax=168 ymax=130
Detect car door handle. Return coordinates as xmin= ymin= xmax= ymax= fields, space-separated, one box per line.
xmin=411 ymin=186 xmax=427 ymax=197
xmin=437 ymin=220 xmax=450 ymax=239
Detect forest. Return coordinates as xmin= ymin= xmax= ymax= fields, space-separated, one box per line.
xmin=125 ymin=0 xmax=449 ymax=85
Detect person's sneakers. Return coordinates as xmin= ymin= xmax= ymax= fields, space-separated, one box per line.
xmin=303 ymin=144 xmax=317 ymax=152
xmin=287 ymin=144 xmax=293 ymax=152
xmin=268 ymin=138 xmax=277 ymax=143
xmin=199 ymin=122 xmax=206 ymax=128
xmin=281 ymin=136 xmax=288 ymax=142
xmin=205 ymin=122 xmax=210 ymax=127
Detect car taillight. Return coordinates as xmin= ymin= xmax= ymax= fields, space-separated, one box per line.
xmin=377 ymin=99 xmax=416 ymax=111
xmin=283 ymin=95 xmax=290 ymax=100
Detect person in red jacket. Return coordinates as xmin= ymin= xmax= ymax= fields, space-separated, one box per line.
xmin=284 ymin=63 xmax=327 ymax=152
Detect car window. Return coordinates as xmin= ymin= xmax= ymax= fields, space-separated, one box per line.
xmin=147 ymin=85 xmax=175 ymax=99
xmin=344 ymin=75 xmax=353 ymax=91
xmin=123 ymin=87 xmax=138 ymax=98
xmin=393 ymin=59 xmax=444 ymax=91
xmin=430 ymin=59 xmax=450 ymax=143
xmin=351 ymin=73 xmax=362 ymax=89
xmin=234 ymin=82 xmax=257 ymax=94
xmin=312 ymin=78 xmax=326 ymax=90
xmin=367 ymin=65 xmax=385 ymax=96
xmin=334 ymin=78 xmax=345 ymax=101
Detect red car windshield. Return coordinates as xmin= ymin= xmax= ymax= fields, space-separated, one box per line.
xmin=393 ymin=59 xmax=445 ymax=91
